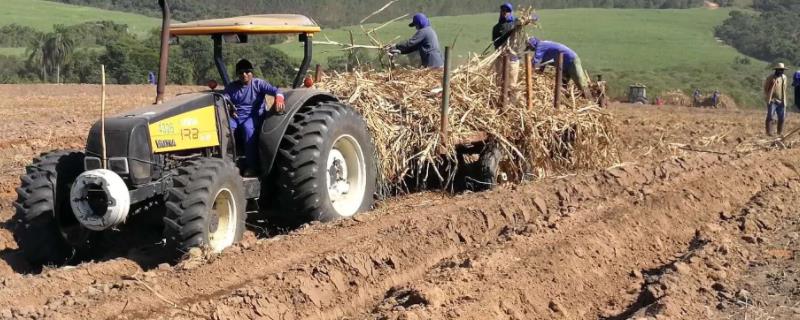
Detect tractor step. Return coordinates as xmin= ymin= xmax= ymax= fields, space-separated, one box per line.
xmin=242 ymin=177 xmax=261 ymax=199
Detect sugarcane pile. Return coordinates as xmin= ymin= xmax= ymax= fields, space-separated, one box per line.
xmin=319 ymin=50 xmax=619 ymax=193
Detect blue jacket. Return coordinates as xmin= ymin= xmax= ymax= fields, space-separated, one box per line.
xmin=793 ymin=71 xmax=800 ymax=87
xmin=396 ymin=14 xmax=444 ymax=68
xmin=532 ymin=40 xmax=578 ymax=67
xmin=223 ymin=78 xmax=283 ymax=118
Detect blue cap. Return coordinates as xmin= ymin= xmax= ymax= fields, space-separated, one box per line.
xmin=501 ymin=2 xmax=513 ymax=12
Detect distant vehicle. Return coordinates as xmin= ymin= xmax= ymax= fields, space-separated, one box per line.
xmin=628 ymin=84 xmax=648 ymax=105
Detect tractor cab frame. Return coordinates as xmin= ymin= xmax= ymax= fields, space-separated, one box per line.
xmin=155 ymin=0 xmax=320 ymax=103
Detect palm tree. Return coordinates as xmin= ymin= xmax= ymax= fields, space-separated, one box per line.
xmin=43 ymin=31 xmax=74 ymax=84
xmin=26 ymin=34 xmax=47 ymax=82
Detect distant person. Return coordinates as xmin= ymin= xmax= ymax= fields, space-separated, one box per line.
xmin=594 ymin=74 xmax=608 ymax=107
xmin=492 ymin=3 xmax=520 ymax=89
xmin=764 ymin=63 xmax=788 ymax=136
xmin=223 ymin=59 xmax=285 ymax=176
xmin=692 ymin=89 xmax=702 ymax=107
xmin=387 ymin=13 xmax=443 ymax=68
xmin=793 ymin=70 xmax=800 ymax=111
xmin=148 ymin=71 xmax=156 ymax=85
xmin=526 ymin=37 xmax=591 ymax=99
xmin=711 ymin=90 xmax=720 ymax=108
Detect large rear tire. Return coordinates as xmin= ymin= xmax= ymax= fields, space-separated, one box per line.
xmin=163 ymin=158 xmax=246 ymax=258
xmin=274 ymin=101 xmax=377 ymax=222
xmin=477 ymin=144 xmax=502 ymax=190
xmin=13 ymin=150 xmax=92 ymax=266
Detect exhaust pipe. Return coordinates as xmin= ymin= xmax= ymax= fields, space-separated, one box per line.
xmin=155 ymin=0 xmax=171 ymax=104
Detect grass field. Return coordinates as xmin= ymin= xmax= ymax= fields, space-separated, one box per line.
xmin=275 ymin=8 xmax=770 ymax=108
xmin=0 ymin=0 xmax=160 ymax=37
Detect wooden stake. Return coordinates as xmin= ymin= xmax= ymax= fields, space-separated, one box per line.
xmin=500 ymin=53 xmax=510 ymax=108
xmin=101 ymin=64 xmax=107 ymax=169
xmin=440 ymin=47 xmax=451 ymax=145
xmin=553 ymin=53 xmax=563 ymax=109
xmin=525 ymin=53 xmax=533 ymax=111
xmin=315 ymin=64 xmax=322 ymax=82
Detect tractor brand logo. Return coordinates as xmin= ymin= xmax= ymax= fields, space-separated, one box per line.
xmin=158 ymin=123 xmax=175 ymax=135
xmin=155 ymin=139 xmax=177 ymax=148
xmin=181 ymin=118 xmax=199 ymax=126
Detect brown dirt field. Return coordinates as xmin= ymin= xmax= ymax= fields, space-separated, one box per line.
xmin=0 ymin=86 xmax=798 ymax=320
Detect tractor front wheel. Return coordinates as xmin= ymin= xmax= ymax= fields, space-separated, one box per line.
xmin=13 ymin=150 xmax=93 ymax=266
xmin=163 ymin=158 xmax=246 ymax=258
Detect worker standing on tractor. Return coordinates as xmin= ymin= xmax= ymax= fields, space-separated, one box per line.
xmin=764 ymin=63 xmax=788 ymax=136
xmin=526 ymin=37 xmax=591 ymax=99
xmin=224 ymin=59 xmax=285 ymax=176
xmin=492 ymin=2 xmax=520 ymax=89
xmin=386 ymin=13 xmax=443 ymax=68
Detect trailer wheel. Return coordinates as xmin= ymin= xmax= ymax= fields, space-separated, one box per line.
xmin=13 ymin=150 xmax=92 ymax=266
xmin=477 ymin=144 xmax=503 ymax=190
xmin=163 ymin=158 xmax=246 ymax=257
xmin=274 ymin=101 xmax=377 ymax=222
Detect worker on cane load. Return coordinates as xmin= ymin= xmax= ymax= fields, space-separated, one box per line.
xmin=223 ymin=59 xmax=285 ymax=176
xmin=525 ymin=37 xmax=591 ymax=99
xmin=385 ymin=13 xmax=443 ymax=68
xmin=764 ymin=63 xmax=788 ymax=136
xmin=492 ymin=2 xmax=520 ymax=89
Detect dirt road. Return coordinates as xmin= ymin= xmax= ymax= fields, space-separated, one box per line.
xmin=0 ymin=86 xmax=797 ymax=319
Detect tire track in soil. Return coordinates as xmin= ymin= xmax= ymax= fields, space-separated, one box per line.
xmin=357 ymin=152 xmax=800 ymax=320
xmin=613 ymin=182 xmax=800 ymax=320
xmin=4 ymin=148 xmax=793 ymax=319
xmin=156 ymin=152 xmax=800 ymax=319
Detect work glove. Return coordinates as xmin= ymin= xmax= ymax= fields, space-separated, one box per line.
xmin=274 ymin=95 xmax=286 ymax=114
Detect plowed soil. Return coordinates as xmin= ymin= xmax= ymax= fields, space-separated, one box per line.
xmin=0 ymin=85 xmax=798 ymax=320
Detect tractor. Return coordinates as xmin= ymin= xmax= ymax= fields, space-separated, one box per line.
xmin=12 ymin=0 xmax=376 ymax=266
xmin=628 ymin=83 xmax=648 ymax=105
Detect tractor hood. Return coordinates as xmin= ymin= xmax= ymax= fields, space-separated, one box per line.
xmin=86 ymin=92 xmax=224 ymax=185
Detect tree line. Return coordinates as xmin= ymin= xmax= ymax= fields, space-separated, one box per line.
xmin=715 ymin=0 xmax=800 ymax=66
xmin=0 ymin=20 xmax=299 ymax=86
xmin=49 ymin=0 xmax=708 ymax=28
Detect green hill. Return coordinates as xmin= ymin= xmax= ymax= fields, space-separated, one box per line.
xmin=276 ymin=8 xmax=769 ymax=108
xmin=0 ymin=0 xmax=160 ymax=37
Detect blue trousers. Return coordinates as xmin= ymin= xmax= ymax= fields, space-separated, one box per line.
xmin=230 ymin=115 xmax=264 ymax=171
xmin=766 ymin=101 xmax=785 ymax=124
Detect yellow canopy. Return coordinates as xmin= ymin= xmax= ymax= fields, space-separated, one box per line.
xmin=170 ymin=14 xmax=321 ymax=36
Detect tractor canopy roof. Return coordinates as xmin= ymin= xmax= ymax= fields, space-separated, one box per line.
xmin=170 ymin=14 xmax=321 ymax=36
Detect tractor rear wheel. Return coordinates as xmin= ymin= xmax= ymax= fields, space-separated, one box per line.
xmin=163 ymin=158 xmax=246 ymax=258
xmin=274 ymin=101 xmax=376 ymax=222
xmin=13 ymin=150 xmax=93 ymax=266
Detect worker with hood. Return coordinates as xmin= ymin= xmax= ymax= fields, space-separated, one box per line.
xmin=388 ymin=13 xmax=444 ymax=68
xmin=793 ymin=70 xmax=800 ymax=111
xmin=492 ymin=2 xmax=520 ymax=89
xmin=526 ymin=36 xmax=591 ymax=99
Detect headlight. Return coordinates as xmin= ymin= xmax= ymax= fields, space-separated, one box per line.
xmin=108 ymin=157 xmax=129 ymax=175
xmin=84 ymin=156 xmax=102 ymax=171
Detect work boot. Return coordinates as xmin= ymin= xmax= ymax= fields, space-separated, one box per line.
xmin=777 ymin=121 xmax=784 ymax=136
xmin=765 ymin=119 xmax=774 ymax=137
